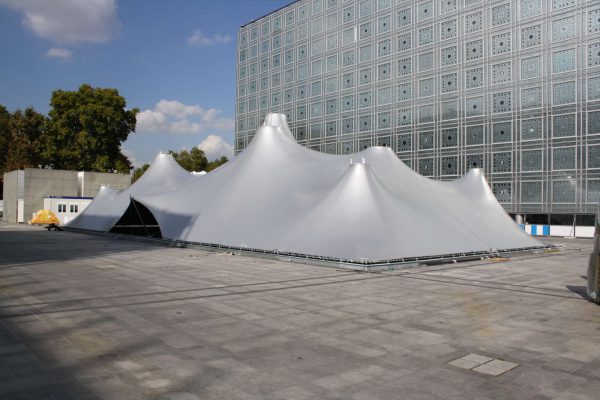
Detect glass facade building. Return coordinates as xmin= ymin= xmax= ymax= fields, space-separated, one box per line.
xmin=235 ymin=0 xmax=600 ymax=218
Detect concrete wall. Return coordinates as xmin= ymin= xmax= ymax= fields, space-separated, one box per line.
xmin=2 ymin=170 xmax=19 ymax=223
xmin=79 ymin=171 xmax=130 ymax=197
xmin=23 ymin=169 xmax=78 ymax=222
xmin=3 ymin=169 xmax=131 ymax=223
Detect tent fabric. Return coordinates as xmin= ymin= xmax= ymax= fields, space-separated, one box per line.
xmin=68 ymin=113 xmax=542 ymax=261
xmin=66 ymin=152 xmax=198 ymax=232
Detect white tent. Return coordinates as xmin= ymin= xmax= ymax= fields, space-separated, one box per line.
xmin=68 ymin=113 xmax=542 ymax=262
xmin=67 ymin=152 xmax=198 ymax=232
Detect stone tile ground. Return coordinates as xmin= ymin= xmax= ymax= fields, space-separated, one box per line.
xmin=0 ymin=222 xmax=599 ymax=399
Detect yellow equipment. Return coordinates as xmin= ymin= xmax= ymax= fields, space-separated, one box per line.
xmin=29 ymin=210 xmax=61 ymax=226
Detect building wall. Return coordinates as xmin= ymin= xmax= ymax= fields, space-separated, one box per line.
xmin=235 ymin=0 xmax=600 ymax=215
xmin=43 ymin=197 xmax=93 ymax=225
xmin=3 ymin=169 xmax=130 ymax=223
xmin=79 ymin=171 xmax=130 ymax=197
xmin=23 ymin=169 xmax=78 ymax=222
xmin=2 ymin=170 xmax=19 ymax=223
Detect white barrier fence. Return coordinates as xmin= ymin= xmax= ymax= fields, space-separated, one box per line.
xmin=519 ymin=224 xmax=595 ymax=238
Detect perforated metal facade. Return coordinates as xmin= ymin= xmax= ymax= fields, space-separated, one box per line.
xmin=236 ymin=0 xmax=600 ymax=214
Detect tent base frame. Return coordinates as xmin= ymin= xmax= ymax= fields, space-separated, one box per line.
xmin=63 ymin=227 xmax=554 ymax=271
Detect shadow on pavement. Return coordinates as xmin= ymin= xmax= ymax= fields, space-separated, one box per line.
xmin=565 ymin=285 xmax=591 ymax=301
xmin=0 ymin=226 xmax=158 ymax=267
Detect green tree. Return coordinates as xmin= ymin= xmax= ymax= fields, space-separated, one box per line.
xmin=206 ymin=156 xmax=228 ymax=172
xmin=0 ymin=106 xmax=47 ymax=197
xmin=5 ymin=107 xmax=47 ymax=172
xmin=131 ymin=163 xmax=150 ymax=183
xmin=0 ymin=105 xmax=10 ymax=176
xmin=170 ymin=147 xmax=208 ymax=172
xmin=132 ymin=149 xmax=228 ymax=183
xmin=0 ymin=105 xmax=10 ymax=197
xmin=44 ymin=84 xmax=138 ymax=173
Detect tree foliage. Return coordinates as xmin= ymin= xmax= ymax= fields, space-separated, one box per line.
xmin=170 ymin=147 xmax=208 ymax=172
xmin=0 ymin=85 xmax=139 ymax=196
xmin=169 ymin=147 xmax=229 ymax=173
xmin=1 ymin=84 xmax=231 ymax=194
xmin=6 ymin=107 xmax=47 ymax=172
xmin=0 ymin=106 xmax=9 ymax=197
xmin=0 ymin=106 xmax=49 ymax=197
xmin=206 ymin=156 xmax=228 ymax=172
xmin=131 ymin=163 xmax=150 ymax=183
xmin=44 ymin=84 xmax=138 ymax=173
xmin=0 ymin=105 xmax=10 ymax=177
xmin=130 ymin=148 xmax=228 ymax=183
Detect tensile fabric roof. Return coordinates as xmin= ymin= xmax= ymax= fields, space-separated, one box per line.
xmin=66 ymin=152 xmax=197 ymax=232
xmin=68 ymin=113 xmax=542 ymax=261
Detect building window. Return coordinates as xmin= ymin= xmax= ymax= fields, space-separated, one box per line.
xmin=235 ymin=0 xmax=600 ymax=215
xmin=70 ymin=204 xmax=79 ymax=213
xmin=58 ymin=204 xmax=66 ymax=213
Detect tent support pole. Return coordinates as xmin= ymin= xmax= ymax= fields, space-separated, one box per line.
xmin=130 ymin=197 xmax=149 ymax=237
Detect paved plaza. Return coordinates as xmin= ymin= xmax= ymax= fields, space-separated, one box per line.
xmin=0 ymin=222 xmax=599 ymax=399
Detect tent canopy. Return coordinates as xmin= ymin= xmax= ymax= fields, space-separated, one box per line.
xmin=66 ymin=152 xmax=198 ymax=232
xmin=68 ymin=113 xmax=542 ymax=262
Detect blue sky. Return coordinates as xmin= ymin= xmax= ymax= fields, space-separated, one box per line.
xmin=0 ymin=0 xmax=290 ymax=167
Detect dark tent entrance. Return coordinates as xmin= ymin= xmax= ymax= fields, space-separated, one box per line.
xmin=110 ymin=198 xmax=162 ymax=238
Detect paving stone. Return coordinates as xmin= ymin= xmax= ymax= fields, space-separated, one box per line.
xmin=448 ymin=357 xmax=483 ymax=370
xmin=472 ymin=359 xmax=519 ymax=376
xmin=448 ymin=353 xmax=493 ymax=370
xmin=140 ymin=378 xmax=172 ymax=389
xmin=546 ymin=357 xmax=587 ymax=373
xmin=0 ymin=224 xmax=599 ymax=399
xmin=271 ymin=385 xmax=315 ymax=400
xmin=158 ymin=393 xmax=201 ymax=400
xmin=114 ymin=360 xmax=143 ymax=371
xmin=462 ymin=353 xmax=494 ymax=365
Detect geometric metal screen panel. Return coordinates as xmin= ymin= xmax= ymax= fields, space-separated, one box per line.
xmin=236 ymin=0 xmax=600 ymax=215
xmin=522 ymin=181 xmax=543 ymax=203
xmin=553 ymin=180 xmax=576 ymax=203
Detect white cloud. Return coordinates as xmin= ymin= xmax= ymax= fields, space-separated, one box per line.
xmin=137 ymin=100 xmax=234 ymax=135
xmin=155 ymin=99 xmax=204 ymax=119
xmin=198 ymin=135 xmax=234 ymax=160
xmin=46 ymin=47 xmax=72 ymax=60
xmin=0 ymin=0 xmax=120 ymax=44
xmin=121 ymin=148 xmax=141 ymax=169
xmin=187 ymin=30 xmax=231 ymax=46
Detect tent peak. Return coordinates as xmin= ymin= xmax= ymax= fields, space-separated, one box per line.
xmin=359 ymin=146 xmax=396 ymax=156
xmin=262 ymin=113 xmax=288 ymax=128
xmin=349 ymin=157 xmax=368 ymax=165
xmin=344 ymin=161 xmax=375 ymax=178
xmin=459 ymin=168 xmax=486 ymax=183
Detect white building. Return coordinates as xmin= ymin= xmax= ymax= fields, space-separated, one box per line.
xmin=43 ymin=196 xmax=94 ymax=225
